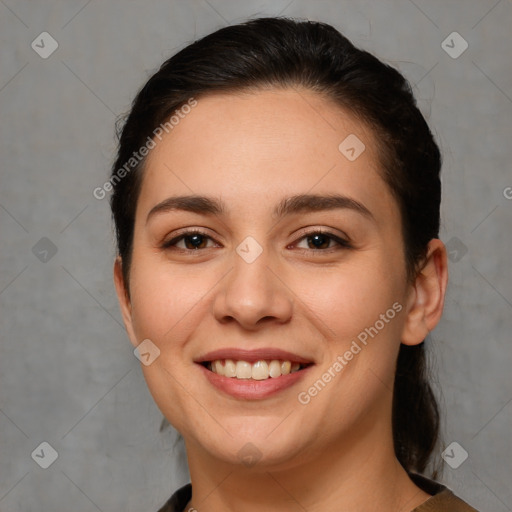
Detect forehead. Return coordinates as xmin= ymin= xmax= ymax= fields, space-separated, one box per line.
xmin=137 ymin=88 xmax=396 ymax=221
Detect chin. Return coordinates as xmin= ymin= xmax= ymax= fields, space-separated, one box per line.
xmin=184 ymin=416 xmax=314 ymax=470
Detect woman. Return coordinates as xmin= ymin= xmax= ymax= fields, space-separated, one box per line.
xmin=110 ymin=17 xmax=479 ymax=512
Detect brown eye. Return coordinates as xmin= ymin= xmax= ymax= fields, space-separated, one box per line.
xmin=306 ymin=233 xmax=332 ymax=249
xmin=181 ymin=233 xmax=208 ymax=250
xmin=162 ymin=230 xmax=218 ymax=251
xmin=294 ymin=230 xmax=351 ymax=251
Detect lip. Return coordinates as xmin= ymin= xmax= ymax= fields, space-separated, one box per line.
xmin=197 ymin=362 xmax=313 ymax=400
xmin=194 ymin=348 xmax=314 ymax=365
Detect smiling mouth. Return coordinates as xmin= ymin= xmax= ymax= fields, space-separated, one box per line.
xmin=201 ymin=359 xmax=313 ymax=380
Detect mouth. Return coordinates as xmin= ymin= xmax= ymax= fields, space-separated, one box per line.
xmin=200 ymin=359 xmax=313 ymax=380
xmin=194 ymin=348 xmax=314 ymax=399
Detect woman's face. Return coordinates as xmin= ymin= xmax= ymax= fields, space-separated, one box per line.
xmin=116 ymin=88 xmax=416 ymax=468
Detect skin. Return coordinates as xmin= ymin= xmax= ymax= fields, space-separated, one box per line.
xmin=114 ymin=88 xmax=448 ymax=512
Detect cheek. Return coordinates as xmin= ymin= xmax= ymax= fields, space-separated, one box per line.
xmin=291 ymin=257 xmax=405 ymax=345
xmin=128 ymin=254 xmax=212 ymax=344
xmin=127 ymin=259 xmax=215 ymax=431
xmin=291 ymin=264 xmax=405 ymax=426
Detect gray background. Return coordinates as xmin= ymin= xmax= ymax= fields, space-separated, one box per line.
xmin=0 ymin=0 xmax=511 ymax=510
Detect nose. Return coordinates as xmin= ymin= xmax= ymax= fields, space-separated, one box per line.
xmin=212 ymin=245 xmax=293 ymax=330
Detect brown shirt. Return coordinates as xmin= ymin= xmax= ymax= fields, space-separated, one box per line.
xmin=157 ymin=473 xmax=479 ymax=511
xmin=409 ymin=473 xmax=479 ymax=511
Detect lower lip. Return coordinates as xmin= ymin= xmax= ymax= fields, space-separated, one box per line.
xmin=197 ymin=363 xmax=312 ymax=400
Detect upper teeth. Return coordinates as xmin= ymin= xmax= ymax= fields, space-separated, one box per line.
xmin=209 ymin=360 xmax=302 ymax=380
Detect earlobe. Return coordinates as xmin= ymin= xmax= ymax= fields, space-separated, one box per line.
xmin=113 ymin=257 xmax=138 ymax=347
xmin=401 ymin=239 xmax=449 ymax=346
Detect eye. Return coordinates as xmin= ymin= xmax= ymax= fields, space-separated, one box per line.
xmin=161 ymin=228 xmax=351 ymax=253
xmin=293 ymin=230 xmax=351 ymax=251
xmin=162 ymin=230 xmax=219 ymax=251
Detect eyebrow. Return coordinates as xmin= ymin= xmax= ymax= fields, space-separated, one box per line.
xmin=146 ymin=193 xmax=374 ymax=224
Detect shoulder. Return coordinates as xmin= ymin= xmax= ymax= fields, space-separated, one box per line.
xmin=410 ymin=473 xmax=480 ymax=512
xmin=157 ymin=477 xmax=481 ymax=512
xmin=156 ymin=483 xmax=192 ymax=512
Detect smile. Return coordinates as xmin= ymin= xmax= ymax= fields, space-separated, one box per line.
xmin=203 ymin=359 xmax=311 ymax=380
xmin=195 ymin=348 xmax=315 ymax=399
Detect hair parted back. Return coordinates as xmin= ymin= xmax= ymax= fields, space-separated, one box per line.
xmin=111 ymin=16 xmax=442 ymax=477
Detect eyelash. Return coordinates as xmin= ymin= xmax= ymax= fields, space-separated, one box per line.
xmin=161 ymin=228 xmax=352 ymax=254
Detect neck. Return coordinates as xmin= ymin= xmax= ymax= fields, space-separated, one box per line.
xmin=183 ymin=413 xmax=431 ymax=512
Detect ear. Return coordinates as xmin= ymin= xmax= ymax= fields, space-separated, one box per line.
xmin=401 ymin=239 xmax=449 ymax=346
xmin=113 ymin=257 xmax=138 ymax=348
